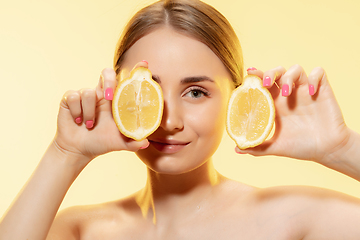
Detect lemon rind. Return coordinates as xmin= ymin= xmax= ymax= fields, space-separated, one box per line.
xmin=226 ymin=75 xmax=275 ymax=149
xmin=112 ymin=67 xmax=164 ymax=141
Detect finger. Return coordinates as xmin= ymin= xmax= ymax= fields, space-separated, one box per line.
xmin=263 ymin=66 xmax=286 ymax=88
xmin=80 ymin=88 xmax=97 ymax=129
xmin=95 ymin=68 xmax=117 ymax=101
xmin=234 ymin=124 xmax=277 ymax=156
xmin=62 ymin=90 xmax=82 ymax=124
xmin=308 ymin=67 xmax=327 ymax=96
xmin=279 ymin=64 xmax=308 ymax=97
xmin=133 ymin=60 xmax=149 ymax=70
xmin=246 ymin=67 xmax=264 ymax=80
xmin=234 ymin=140 xmax=274 ymax=156
xmin=98 ymin=59 xmax=150 ymax=98
xmin=125 ymin=139 xmax=150 ymax=152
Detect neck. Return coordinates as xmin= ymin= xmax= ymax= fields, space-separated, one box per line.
xmin=135 ymin=159 xmax=223 ymax=224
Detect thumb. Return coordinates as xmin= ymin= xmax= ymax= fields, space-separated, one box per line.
xmin=125 ymin=139 xmax=150 ymax=152
xmin=235 ymin=140 xmax=274 ymax=157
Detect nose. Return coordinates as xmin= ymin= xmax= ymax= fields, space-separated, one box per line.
xmin=159 ymin=97 xmax=184 ymax=132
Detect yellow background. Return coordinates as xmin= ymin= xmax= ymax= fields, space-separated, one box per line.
xmin=1 ymin=0 xmax=360 ymax=216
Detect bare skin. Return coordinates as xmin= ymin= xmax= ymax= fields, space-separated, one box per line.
xmin=2 ymin=27 xmax=360 ymax=240
xmin=49 ymin=179 xmax=360 ymax=240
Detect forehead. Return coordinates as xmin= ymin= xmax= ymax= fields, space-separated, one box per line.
xmin=121 ymin=27 xmax=231 ymax=82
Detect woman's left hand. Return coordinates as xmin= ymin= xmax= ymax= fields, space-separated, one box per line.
xmin=237 ymin=65 xmax=351 ymax=164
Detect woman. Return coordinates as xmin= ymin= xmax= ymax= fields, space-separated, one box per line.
xmin=1 ymin=0 xmax=360 ymax=239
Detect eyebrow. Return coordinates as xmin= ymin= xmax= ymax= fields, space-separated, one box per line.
xmin=152 ymin=75 xmax=214 ymax=84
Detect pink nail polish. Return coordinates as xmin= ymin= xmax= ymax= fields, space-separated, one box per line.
xmin=263 ymin=76 xmax=271 ymax=87
xmin=75 ymin=117 xmax=82 ymax=124
xmin=309 ymin=84 xmax=315 ymax=96
xmin=86 ymin=120 xmax=94 ymax=129
xmin=140 ymin=142 xmax=150 ymax=149
xmin=105 ymin=88 xmax=113 ymax=100
xmin=235 ymin=147 xmax=246 ymax=154
xmin=282 ymin=84 xmax=289 ymax=96
xmin=141 ymin=60 xmax=148 ymax=65
xmin=247 ymin=67 xmax=257 ymax=71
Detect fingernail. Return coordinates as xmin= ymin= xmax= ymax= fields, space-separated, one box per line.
xmin=309 ymin=84 xmax=315 ymax=96
xmin=75 ymin=117 xmax=82 ymax=124
xmin=235 ymin=147 xmax=246 ymax=154
xmin=140 ymin=141 xmax=150 ymax=149
xmin=247 ymin=67 xmax=257 ymax=71
xmin=105 ymin=88 xmax=113 ymax=100
xmin=86 ymin=120 xmax=94 ymax=129
xmin=141 ymin=60 xmax=148 ymax=65
xmin=263 ymin=76 xmax=271 ymax=87
xmin=282 ymin=84 xmax=289 ymax=96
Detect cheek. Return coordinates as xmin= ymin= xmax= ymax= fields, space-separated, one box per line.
xmin=186 ymin=98 xmax=227 ymax=138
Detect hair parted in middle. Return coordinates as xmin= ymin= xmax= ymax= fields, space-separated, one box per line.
xmin=114 ymin=0 xmax=244 ymax=87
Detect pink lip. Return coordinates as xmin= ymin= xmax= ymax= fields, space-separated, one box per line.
xmin=149 ymin=139 xmax=190 ymax=154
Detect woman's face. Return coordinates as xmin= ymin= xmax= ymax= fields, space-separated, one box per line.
xmin=120 ymin=27 xmax=234 ymax=175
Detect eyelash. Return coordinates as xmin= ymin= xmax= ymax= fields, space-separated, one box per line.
xmin=184 ymin=86 xmax=211 ymax=99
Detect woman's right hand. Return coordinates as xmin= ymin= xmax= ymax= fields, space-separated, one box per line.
xmin=54 ymin=62 xmax=149 ymax=161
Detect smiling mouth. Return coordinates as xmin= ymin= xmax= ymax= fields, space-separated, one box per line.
xmin=148 ymin=139 xmax=190 ymax=154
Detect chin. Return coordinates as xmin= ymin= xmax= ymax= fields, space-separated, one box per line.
xmin=143 ymin=156 xmax=202 ymax=175
xmin=136 ymin=149 xmax=207 ymax=175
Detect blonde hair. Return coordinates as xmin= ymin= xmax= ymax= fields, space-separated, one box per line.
xmin=113 ymin=0 xmax=244 ymax=86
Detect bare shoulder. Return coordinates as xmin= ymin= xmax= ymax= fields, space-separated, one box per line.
xmin=249 ymin=184 xmax=360 ymax=215
xmin=216 ymin=179 xmax=360 ymax=239
xmin=221 ymin=180 xmax=360 ymax=210
xmin=248 ymin=185 xmax=360 ymax=239
xmin=48 ymin=194 xmax=142 ymax=240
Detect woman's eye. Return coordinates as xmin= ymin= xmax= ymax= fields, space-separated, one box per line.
xmin=184 ymin=87 xmax=210 ymax=99
xmin=189 ymin=89 xmax=204 ymax=98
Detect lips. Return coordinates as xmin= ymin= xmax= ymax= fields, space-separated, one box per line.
xmin=148 ymin=138 xmax=190 ymax=154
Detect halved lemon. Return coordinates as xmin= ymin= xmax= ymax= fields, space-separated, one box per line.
xmin=112 ymin=67 xmax=163 ymax=141
xmin=226 ymin=75 xmax=275 ymax=149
